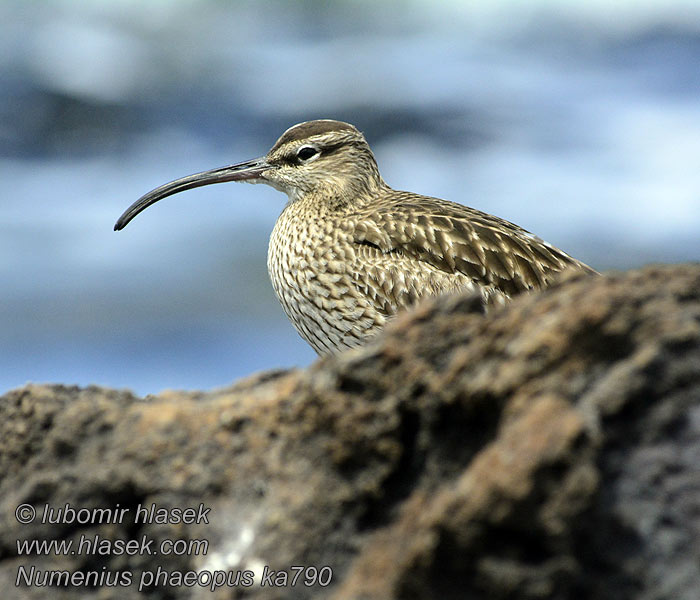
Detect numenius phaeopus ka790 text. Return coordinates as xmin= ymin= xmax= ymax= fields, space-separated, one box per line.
xmin=115 ymin=120 xmax=595 ymax=354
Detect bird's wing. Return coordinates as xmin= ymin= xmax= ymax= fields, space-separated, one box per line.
xmin=351 ymin=192 xmax=595 ymax=300
xmin=346 ymin=238 xmax=481 ymax=317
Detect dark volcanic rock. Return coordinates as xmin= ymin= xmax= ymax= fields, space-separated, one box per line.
xmin=0 ymin=264 xmax=698 ymax=600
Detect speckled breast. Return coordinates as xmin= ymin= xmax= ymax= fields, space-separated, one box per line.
xmin=267 ymin=204 xmax=386 ymax=354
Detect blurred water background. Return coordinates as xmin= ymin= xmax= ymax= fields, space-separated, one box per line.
xmin=2 ymin=0 xmax=699 ymax=395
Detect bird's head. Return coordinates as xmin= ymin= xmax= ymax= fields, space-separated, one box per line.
xmin=263 ymin=120 xmax=385 ymax=202
xmin=115 ymin=120 xmax=383 ymax=231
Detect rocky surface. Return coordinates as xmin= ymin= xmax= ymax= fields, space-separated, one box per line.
xmin=1 ymin=263 xmax=699 ymax=600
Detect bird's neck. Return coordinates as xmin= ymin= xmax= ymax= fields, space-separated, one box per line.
xmin=286 ymin=177 xmax=389 ymax=213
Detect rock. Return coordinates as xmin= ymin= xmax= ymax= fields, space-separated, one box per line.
xmin=0 ymin=264 xmax=698 ymax=600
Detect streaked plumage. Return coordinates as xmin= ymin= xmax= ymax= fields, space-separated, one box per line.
xmin=115 ymin=119 xmax=596 ymax=354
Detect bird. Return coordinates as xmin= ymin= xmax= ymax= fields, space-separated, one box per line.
xmin=115 ymin=119 xmax=596 ymax=355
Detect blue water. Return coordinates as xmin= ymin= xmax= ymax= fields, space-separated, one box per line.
xmin=2 ymin=1 xmax=699 ymax=395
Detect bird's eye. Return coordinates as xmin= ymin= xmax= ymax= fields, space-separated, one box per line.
xmin=296 ymin=146 xmax=319 ymax=162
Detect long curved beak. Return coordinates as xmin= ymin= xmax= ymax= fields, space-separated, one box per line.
xmin=114 ymin=157 xmax=270 ymax=231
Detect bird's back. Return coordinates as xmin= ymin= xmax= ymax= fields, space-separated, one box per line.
xmin=353 ymin=190 xmax=594 ymax=294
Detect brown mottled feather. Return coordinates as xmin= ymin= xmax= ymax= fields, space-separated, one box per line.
xmin=350 ymin=192 xmax=593 ymax=304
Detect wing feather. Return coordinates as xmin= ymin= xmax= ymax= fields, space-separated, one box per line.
xmin=350 ymin=191 xmax=595 ymax=305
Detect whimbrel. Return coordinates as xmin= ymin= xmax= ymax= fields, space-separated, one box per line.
xmin=115 ymin=120 xmax=595 ymax=354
